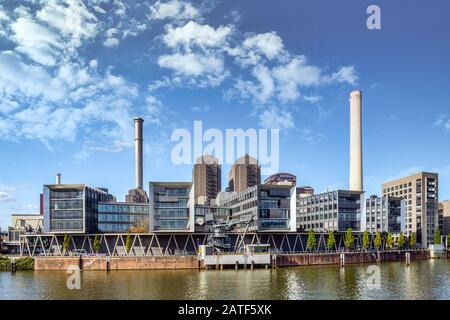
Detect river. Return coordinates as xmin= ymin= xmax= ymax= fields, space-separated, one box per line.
xmin=1 ymin=259 xmax=449 ymax=299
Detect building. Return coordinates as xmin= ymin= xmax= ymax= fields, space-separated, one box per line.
xmin=149 ymin=182 xmax=194 ymax=232
xmin=193 ymin=205 xmax=231 ymax=232
xmin=8 ymin=214 xmax=43 ymax=243
xmin=98 ymin=202 xmax=149 ymax=233
xmin=439 ymin=200 xmax=450 ymax=235
xmin=218 ymin=184 xmax=296 ymax=232
xmin=362 ymin=195 xmax=405 ymax=234
xmin=264 ymin=173 xmax=296 ymax=186
xmin=43 ymin=183 xmax=115 ymax=234
xmin=349 ymin=90 xmax=363 ymax=192
xmin=228 ymin=154 xmax=261 ymax=193
xmin=296 ymin=190 xmax=364 ymax=232
xmin=297 ymin=186 xmax=314 ymax=198
xmin=193 ymin=155 xmax=221 ymax=205
xmin=382 ymin=172 xmax=439 ymax=248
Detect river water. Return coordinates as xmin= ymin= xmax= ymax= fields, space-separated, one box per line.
xmin=1 ymin=260 xmax=449 ymax=300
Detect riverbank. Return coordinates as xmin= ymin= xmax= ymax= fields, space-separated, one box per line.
xmin=0 ymin=256 xmax=34 ymax=271
xmin=29 ymin=250 xmax=442 ymax=271
xmin=1 ymin=259 xmax=449 ymax=299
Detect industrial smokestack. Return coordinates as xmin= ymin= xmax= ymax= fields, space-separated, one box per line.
xmin=56 ymin=173 xmax=61 ymax=185
xmin=134 ymin=117 xmax=144 ymax=189
xmin=349 ymin=90 xmax=363 ymax=192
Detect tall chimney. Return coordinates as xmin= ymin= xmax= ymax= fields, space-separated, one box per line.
xmin=349 ymin=90 xmax=363 ymax=192
xmin=134 ymin=117 xmax=144 ymax=189
xmin=56 ymin=173 xmax=61 ymax=185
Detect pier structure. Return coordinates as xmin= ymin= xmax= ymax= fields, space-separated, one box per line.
xmin=19 ymin=231 xmax=387 ymax=257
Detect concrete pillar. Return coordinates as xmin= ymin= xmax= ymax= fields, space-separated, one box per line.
xmin=349 ymin=90 xmax=363 ymax=192
xmin=405 ymin=252 xmax=411 ymax=266
xmin=251 ymin=261 xmax=254 ymax=270
xmin=235 ymin=261 xmax=238 ymax=270
xmin=340 ymin=253 xmax=345 ymax=267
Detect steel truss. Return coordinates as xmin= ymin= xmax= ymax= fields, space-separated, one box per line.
xmin=20 ymin=232 xmax=389 ymax=257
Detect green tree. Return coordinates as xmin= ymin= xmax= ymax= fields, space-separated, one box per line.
xmin=93 ymin=235 xmax=101 ymax=253
xmin=344 ymin=228 xmax=355 ymax=251
xmin=374 ymin=232 xmax=382 ymax=251
xmin=63 ymin=233 xmax=69 ymax=255
xmin=409 ymin=232 xmax=416 ymax=248
xmin=434 ymin=229 xmax=442 ymax=245
xmin=362 ymin=230 xmax=370 ymax=251
xmin=327 ymin=231 xmax=336 ymax=251
xmin=398 ymin=232 xmax=406 ymax=249
xmin=386 ymin=232 xmax=394 ymax=249
xmin=125 ymin=233 xmax=132 ymax=254
xmin=306 ymin=229 xmax=316 ymax=252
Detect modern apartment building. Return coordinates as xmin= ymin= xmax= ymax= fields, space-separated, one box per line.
xmin=439 ymin=200 xmax=450 ymax=235
xmin=98 ymin=202 xmax=149 ymax=233
xmin=382 ymin=172 xmax=439 ymax=248
xmin=362 ymin=195 xmax=405 ymax=234
xmin=149 ymin=182 xmax=194 ymax=232
xmin=228 ymin=154 xmax=261 ymax=193
xmin=218 ymin=184 xmax=296 ymax=232
xmin=296 ymin=190 xmax=364 ymax=232
xmin=193 ymin=155 xmax=221 ymax=205
xmin=43 ymin=184 xmax=115 ymax=234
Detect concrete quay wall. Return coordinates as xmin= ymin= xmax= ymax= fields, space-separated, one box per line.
xmin=34 ymin=256 xmax=200 ymax=270
xmin=276 ymin=250 xmax=431 ymax=267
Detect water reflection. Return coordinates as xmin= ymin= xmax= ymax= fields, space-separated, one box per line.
xmin=0 ymin=260 xmax=448 ymax=300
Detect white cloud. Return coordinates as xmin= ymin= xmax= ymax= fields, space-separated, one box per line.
xmin=163 ymin=21 xmax=232 ymax=50
xmin=243 ymin=32 xmax=284 ymax=60
xmin=11 ymin=16 xmax=62 ymax=66
xmin=0 ymin=185 xmax=15 ymax=203
xmin=323 ymin=65 xmax=358 ymax=85
xmin=36 ymin=0 xmax=98 ymax=47
xmin=103 ymin=37 xmax=119 ymax=47
xmin=158 ymin=52 xmax=224 ymax=77
xmin=0 ymin=51 xmax=64 ymax=100
xmin=259 ymin=106 xmax=294 ymax=130
xmin=0 ymin=191 xmax=15 ymax=203
xmin=149 ymin=0 xmax=199 ymax=20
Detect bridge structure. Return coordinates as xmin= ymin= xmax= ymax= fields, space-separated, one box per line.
xmin=19 ymin=232 xmax=390 ymax=257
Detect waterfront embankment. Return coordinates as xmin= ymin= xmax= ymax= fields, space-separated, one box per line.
xmin=275 ymin=250 xmax=431 ymax=267
xmin=30 ymin=250 xmax=443 ymax=270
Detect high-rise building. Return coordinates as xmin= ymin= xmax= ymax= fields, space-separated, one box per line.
xmin=362 ymin=195 xmax=405 ymax=234
xmin=382 ymin=172 xmax=439 ymax=248
xmin=349 ymin=90 xmax=363 ymax=192
xmin=439 ymin=200 xmax=450 ymax=235
xmin=193 ymin=155 xmax=221 ymax=205
xmin=228 ymin=154 xmax=261 ymax=193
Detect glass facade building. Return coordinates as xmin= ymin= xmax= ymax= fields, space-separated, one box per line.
xmin=43 ymin=184 xmax=114 ymax=234
xmin=297 ymin=190 xmax=364 ymax=232
xmin=149 ymin=182 xmax=193 ymax=232
xmin=363 ymin=195 xmax=405 ymax=234
xmin=218 ymin=185 xmax=296 ymax=232
xmin=98 ymin=202 xmax=149 ymax=233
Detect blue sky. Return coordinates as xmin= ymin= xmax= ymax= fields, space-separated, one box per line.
xmin=0 ymin=0 xmax=449 ymax=229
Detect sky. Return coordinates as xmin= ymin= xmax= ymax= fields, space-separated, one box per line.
xmin=0 ymin=0 xmax=449 ymax=229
